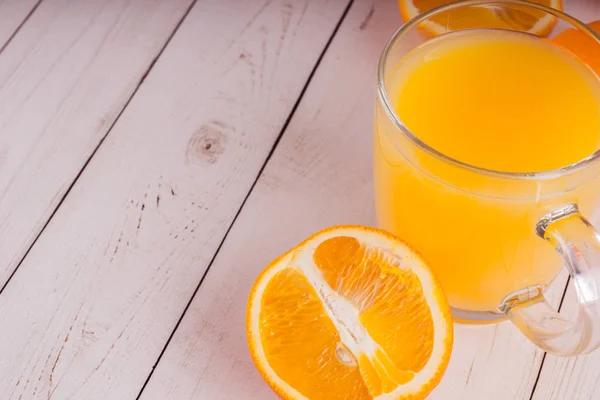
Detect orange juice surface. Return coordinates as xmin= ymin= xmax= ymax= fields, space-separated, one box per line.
xmin=374 ymin=29 xmax=600 ymax=313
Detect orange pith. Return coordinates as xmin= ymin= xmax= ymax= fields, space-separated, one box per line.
xmin=260 ymin=267 xmax=372 ymax=399
xmin=247 ymin=226 xmax=453 ymax=400
xmin=314 ymin=237 xmax=434 ymax=394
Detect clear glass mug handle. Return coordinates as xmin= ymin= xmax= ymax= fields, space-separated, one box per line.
xmin=500 ymin=204 xmax=600 ymax=356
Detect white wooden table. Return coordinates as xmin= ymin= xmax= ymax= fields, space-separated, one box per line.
xmin=1 ymin=0 xmax=599 ymax=399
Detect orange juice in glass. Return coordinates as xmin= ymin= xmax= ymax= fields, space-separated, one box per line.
xmin=375 ymin=1 xmax=600 ymax=356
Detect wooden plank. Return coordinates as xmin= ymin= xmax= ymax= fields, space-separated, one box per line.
xmin=431 ymin=281 xmax=570 ymax=398
xmin=0 ymin=0 xmax=350 ymax=399
xmin=0 ymin=0 xmax=39 ymax=49
xmin=0 ymin=0 xmax=194 ymax=287
xmin=135 ymin=1 xmax=553 ymax=399
xmin=137 ymin=1 xmax=600 ymax=400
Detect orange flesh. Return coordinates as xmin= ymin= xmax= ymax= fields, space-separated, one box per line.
xmin=552 ymin=20 xmax=600 ymax=75
xmin=258 ymin=237 xmax=436 ymax=399
xmin=313 ymin=237 xmax=434 ymax=375
xmin=260 ymin=268 xmax=371 ymax=399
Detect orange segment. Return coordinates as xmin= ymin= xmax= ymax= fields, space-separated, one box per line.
xmin=590 ymin=21 xmax=600 ymax=34
xmin=313 ymin=237 xmax=434 ymax=374
xmin=551 ymin=20 xmax=600 ymax=75
xmin=260 ymin=268 xmax=371 ymax=399
xmin=247 ymin=226 xmax=453 ymax=400
xmin=398 ymin=0 xmax=562 ymax=37
xmin=358 ymin=354 xmax=384 ymax=397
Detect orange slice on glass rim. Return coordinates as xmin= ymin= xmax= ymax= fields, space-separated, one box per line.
xmin=246 ymin=226 xmax=453 ymax=399
xmin=398 ymin=0 xmax=562 ymax=37
xmin=551 ymin=20 xmax=600 ymax=75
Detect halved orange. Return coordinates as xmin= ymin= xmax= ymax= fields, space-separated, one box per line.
xmin=398 ymin=0 xmax=562 ymax=37
xmin=247 ymin=226 xmax=453 ymax=399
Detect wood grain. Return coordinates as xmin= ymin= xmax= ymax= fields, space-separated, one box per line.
xmin=0 ymin=0 xmax=39 ymax=49
xmin=136 ymin=1 xmax=546 ymax=399
xmin=0 ymin=0 xmax=195 ymax=288
xmin=0 ymin=0 xmax=349 ymax=399
xmin=137 ymin=1 xmax=600 ymax=399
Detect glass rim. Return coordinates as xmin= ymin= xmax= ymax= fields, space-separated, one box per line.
xmin=377 ymin=0 xmax=600 ymax=181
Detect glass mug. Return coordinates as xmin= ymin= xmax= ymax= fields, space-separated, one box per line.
xmin=374 ymin=0 xmax=600 ymax=356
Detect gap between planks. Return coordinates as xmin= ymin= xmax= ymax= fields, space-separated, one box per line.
xmin=0 ymin=1 xmax=355 ymax=398
xmin=0 ymin=0 xmax=198 ymax=297
xmin=134 ymin=1 xmax=581 ymax=399
xmin=0 ymin=0 xmax=42 ymax=54
xmin=134 ymin=0 xmax=355 ymax=396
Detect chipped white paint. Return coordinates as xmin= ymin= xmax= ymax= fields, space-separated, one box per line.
xmin=0 ymin=0 xmax=349 ymax=399
xmin=2 ymin=0 xmax=600 ymax=399
xmin=138 ymin=1 xmax=600 ymax=400
xmin=0 ymin=0 xmax=194 ymax=287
